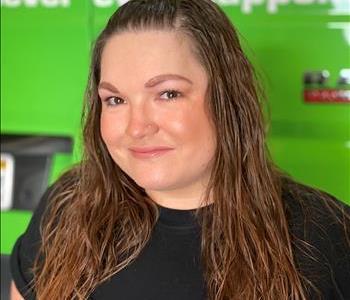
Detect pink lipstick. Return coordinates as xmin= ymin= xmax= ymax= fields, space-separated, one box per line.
xmin=129 ymin=146 xmax=174 ymax=159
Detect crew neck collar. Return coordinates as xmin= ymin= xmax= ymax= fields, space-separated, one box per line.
xmin=156 ymin=202 xmax=213 ymax=228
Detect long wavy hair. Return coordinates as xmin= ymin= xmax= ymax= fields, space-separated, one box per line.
xmin=30 ymin=0 xmax=349 ymax=299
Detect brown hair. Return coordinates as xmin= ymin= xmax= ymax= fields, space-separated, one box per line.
xmin=31 ymin=0 xmax=349 ymax=299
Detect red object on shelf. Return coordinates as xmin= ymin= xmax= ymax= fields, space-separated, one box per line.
xmin=303 ymin=89 xmax=350 ymax=103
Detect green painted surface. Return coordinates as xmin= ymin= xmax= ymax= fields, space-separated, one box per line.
xmin=0 ymin=2 xmax=91 ymax=255
xmin=267 ymin=137 xmax=350 ymax=204
xmin=1 ymin=211 xmax=32 ymax=255
xmin=0 ymin=2 xmax=90 ymax=136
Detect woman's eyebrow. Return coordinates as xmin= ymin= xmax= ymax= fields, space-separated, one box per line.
xmin=98 ymin=74 xmax=193 ymax=93
xmin=98 ymin=81 xmax=119 ymax=93
xmin=144 ymin=74 xmax=193 ymax=87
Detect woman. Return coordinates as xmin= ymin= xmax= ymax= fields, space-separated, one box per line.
xmin=10 ymin=0 xmax=350 ymax=299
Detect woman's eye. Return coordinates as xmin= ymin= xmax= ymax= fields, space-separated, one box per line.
xmin=104 ymin=96 xmax=124 ymax=106
xmin=159 ymin=90 xmax=181 ymax=101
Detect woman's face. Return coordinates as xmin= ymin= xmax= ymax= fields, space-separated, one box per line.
xmin=99 ymin=30 xmax=216 ymax=207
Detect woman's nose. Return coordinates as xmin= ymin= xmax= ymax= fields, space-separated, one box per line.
xmin=125 ymin=103 xmax=159 ymax=139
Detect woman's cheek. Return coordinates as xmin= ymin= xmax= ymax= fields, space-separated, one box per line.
xmin=100 ymin=113 xmax=121 ymax=146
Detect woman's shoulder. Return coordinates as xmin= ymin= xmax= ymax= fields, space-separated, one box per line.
xmin=14 ymin=167 xmax=80 ymax=251
xmin=280 ymin=177 xmax=349 ymax=248
xmin=10 ymin=167 xmax=80 ymax=299
xmin=281 ymin=178 xmax=350 ymax=299
xmin=281 ymin=178 xmax=350 ymax=234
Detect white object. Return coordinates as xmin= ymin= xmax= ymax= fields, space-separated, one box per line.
xmin=1 ymin=153 xmax=15 ymax=210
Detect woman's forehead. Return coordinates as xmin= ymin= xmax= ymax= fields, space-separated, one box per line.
xmin=99 ymin=30 xmax=207 ymax=89
xmin=101 ymin=31 xmax=194 ymax=66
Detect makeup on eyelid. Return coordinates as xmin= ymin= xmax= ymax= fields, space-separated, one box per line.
xmin=101 ymin=89 xmax=183 ymax=106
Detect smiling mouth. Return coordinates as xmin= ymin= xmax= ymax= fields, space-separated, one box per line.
xmin=129 ymin=148 xmax=174 ymax=159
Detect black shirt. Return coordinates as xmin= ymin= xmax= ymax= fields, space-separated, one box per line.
xmin=10 ymin=184 xmax=350 ymax=300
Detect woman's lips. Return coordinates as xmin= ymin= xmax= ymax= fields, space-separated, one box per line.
xmin=129 ymin=147 xmax=174 ymax=159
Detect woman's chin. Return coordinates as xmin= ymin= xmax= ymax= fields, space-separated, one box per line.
xmin=134 ymin=177 xmax=175 ymax=192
